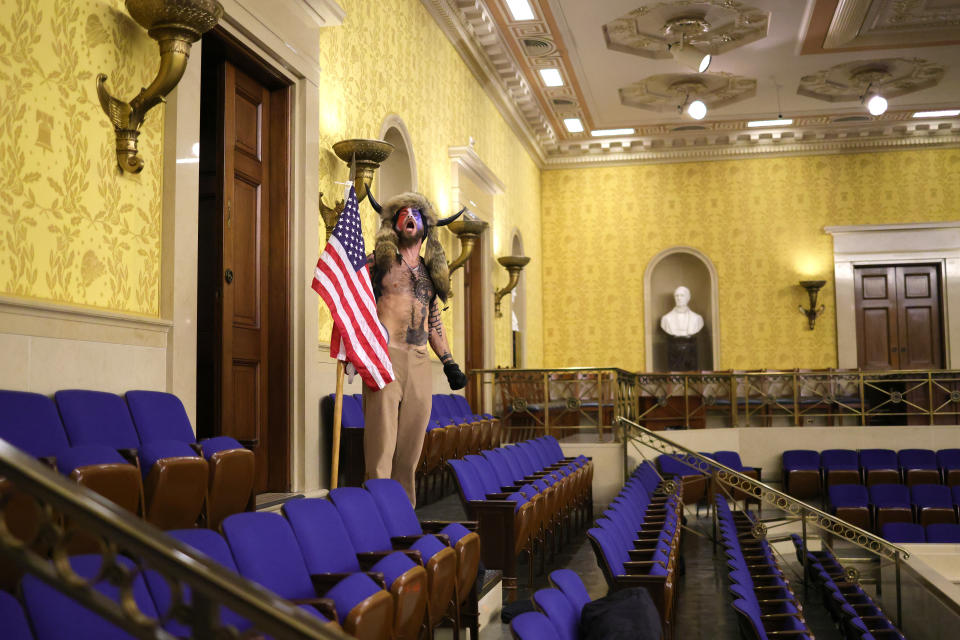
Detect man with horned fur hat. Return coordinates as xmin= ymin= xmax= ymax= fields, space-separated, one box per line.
xmin=364 ymin=190 xmax=467 ymax=505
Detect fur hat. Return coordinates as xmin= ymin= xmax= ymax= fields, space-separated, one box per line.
xmin=374 ymin=192 xmax=453 ymax=302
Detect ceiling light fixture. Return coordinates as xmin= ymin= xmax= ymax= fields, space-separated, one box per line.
xmin=687 ymin=99 xmax=707 ymax=120
xmin=505 ymin=0 xmax=535 ymax=21
xmin=590 ymin=128 xmax=635 ymax=137
xmin=664 ymin=17 xmax=711 ymax=73
xmin=563 ymin=118 xmax=584 ymax=133
xmin=852 ymin=67 xmax=891 ymax=117
xmin=747 ymin=119 xmax=793 ymax=128
xmin=913 ymin=109 xmax=960 ymax=118
xmin=539 ymin=68 xmax=564 ymax=87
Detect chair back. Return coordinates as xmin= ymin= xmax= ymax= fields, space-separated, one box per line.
xmin=55 ymin=390 xmax=140 ymax=449
xmin=328 ymin=487 xmax=395 ymax=553
xmin=125 ymin=391 xmax=197 ymax=444
xmin=221 ymin=512 xmax=316 ymax=601
xmin=0 ymin=390 xmax=71 ymax=458
xmin=532 ymin=588 xmax=578 ymax=640
xmin=364 ymin=479 xmax=423 ymax=537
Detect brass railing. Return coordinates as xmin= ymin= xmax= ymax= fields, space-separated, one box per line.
xmin=0 ymin=440 xmax=347 ymax=640
xmin=470 ymin=367 xmax=960 ymax=440
xmin=619 ymin=417 xmax=909 ymax=623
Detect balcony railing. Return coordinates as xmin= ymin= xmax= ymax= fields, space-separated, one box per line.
xmin=470 ymin=368 xmax=960 ymax=441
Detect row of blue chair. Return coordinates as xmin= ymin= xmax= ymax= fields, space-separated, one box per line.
xmin=586 ymin=460 xmax=681 ymax=639
xmin=1 ymin=478 xmax=479 ymax=640
xmin=658 ymin=450 xmax=762 ymax=512
xmin=829 ymin=483 xmax=960 ymax=532
xmin=882 ymin=522 xmax=960 ymax=543
xmin=509 ymin=569 xmax=597 ymax=640
xmin=784 ymin=448 xmax=960 ymax=500
xmin=0 ymin=389 xmax=254 ymax=532
xmin=789 ymin=534 xmax=903 ymax=639
xmin=718 ymin=497 xmax=812 ymax=639
xmin=447 ymin=437 xmax=591 ymax=599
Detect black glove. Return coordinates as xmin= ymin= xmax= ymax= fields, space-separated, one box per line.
xmin=444 ymin=361 xmax=468 ymax=390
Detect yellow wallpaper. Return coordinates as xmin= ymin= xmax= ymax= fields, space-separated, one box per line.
xmin=542 ymin=148 xmax=960 ymax=371
xmin=315 ymin=0 xmax=543 ymax=368
xmin=0 ymin=0 xmax=163 ymax=315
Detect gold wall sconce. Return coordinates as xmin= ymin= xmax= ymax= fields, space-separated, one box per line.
xmin=98 ymin=0 xmax=223 ymax=173
xmin=446 ymin=212 xmax=489 ymax=274
xmin=494 ymin=256 xmax=530 ymax=317
xmin=798 ymin=280 xmax=826 ymax=330
xmin=319 ymin=139 xmax=395 ymax=239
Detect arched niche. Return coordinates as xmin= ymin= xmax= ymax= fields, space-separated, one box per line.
xmin=510 ymin=231 xmax=525 ymax=366
xmin=377 ymin=115 xmax=417 ymax=198
xmin=644 ymin=247 xmax=720 ymax=372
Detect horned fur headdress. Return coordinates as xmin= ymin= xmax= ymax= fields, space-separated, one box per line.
xmin=367 ymin=191 xmax=464 ymax=302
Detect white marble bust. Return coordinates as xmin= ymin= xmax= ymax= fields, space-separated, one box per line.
xmin=660 ymin=286 xmax=704 ymax=337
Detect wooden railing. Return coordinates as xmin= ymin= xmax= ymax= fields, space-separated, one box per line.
xmin=469 ymin=368 xmax=960 ymax=441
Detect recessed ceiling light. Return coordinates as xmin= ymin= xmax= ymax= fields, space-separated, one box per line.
xmin=563 ymin=118 xmax=584 ymax=133
xmin=913 ymin=109 xmax=960 ymax=118
xmin=539 ymin=68 xmax=564 ymax=87
xmin=590 ymin=128 xmax=635 ymax=137
xmin=505 ymin=0 xmax=535 ymax=21
xmin=746 ymin=119 xmax=794 ymax=128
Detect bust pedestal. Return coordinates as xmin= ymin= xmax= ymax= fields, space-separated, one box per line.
xmin=667 ymin=335 xmax=698 ymax=371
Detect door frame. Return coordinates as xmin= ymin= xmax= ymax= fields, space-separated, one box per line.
xmin=162 ymin=3 xmax=339 ymax=494
xmin=827 ymin=222 xmax=960 ymax=369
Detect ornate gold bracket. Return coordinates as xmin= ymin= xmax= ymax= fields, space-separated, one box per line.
xmin=446 ymin=212 xmax=488 ymax=274
xmin=618 ymin=417 xmax=908 ymax=562
xmin=494 ymin=255 xmax=530 ymax=317
xmin=319 ymin=192 xmax=345 ymax=242
xmin=98 ymin=0 xmax=223 ymax=173
xmin=319 ymin=139 xmax=394 ymax=238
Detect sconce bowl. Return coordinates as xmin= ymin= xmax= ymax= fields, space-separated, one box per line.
xmin=447 ymin=215 xmax=488 ymax=237
xmin=498 ymin=256 xmax=530 ymax=270
xmin=799 ymin=279 xmax=826 ymax=292
xmin=333 ymin=139 xmax=395 ymax=165
xmin=125 ymin=0 xmax=223 ymax=37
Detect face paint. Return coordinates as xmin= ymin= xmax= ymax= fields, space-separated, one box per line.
xmin=394 ymin=207 xmax=424 ymax=238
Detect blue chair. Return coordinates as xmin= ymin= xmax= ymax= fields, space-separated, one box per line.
xmin=821 ymin=449 xmax=860 ymax=486
xmin=283 ymin=497 xmax=427 ymax=640
xmin=329 ymin=486 xmax=457 ymax=634
xmin=828 ymin=484 xmax=871 ymax=531
xmin=531 ymin=588 xmax=578 ymax=640
xmin=364 ymin=478 xmax=481 ymax=635
xmin=869 ymin=484 xmax=913 ymax=531
xmin=21 ymin=555 xmax=158 ymax=640
xmin=937 ymin=449 xmax=960 ymax=486
xmin=898 ymin=449 xmax=939 ymax=486
xmin=781 ymin=450 xmax=820 ymax=499
xmin=0 ymin=591 xmax=34 ymax=640
xmin=911 ymin=484 xmax=957 ymax=526
xmin=222 ymin=511 xmax=388 ymax=638
xmin=881 ymin=522 xmax=925 ymax=543
xmin=55 ymin=390 xmax=207 ymax=529
xmin=125 ymin=390 xmax=254 ymax=529
xmin=859 ymin=449 xmax=899 ymax=486
xmin=925 ymin=523 xmax=960 ymax=543
xmin=510 ymin=611 xmax=557 ymax=640
xmin=548 ymin=569 xmax=591 ymax=616
xmin=142 ymin=528 xmax=253 ymax=636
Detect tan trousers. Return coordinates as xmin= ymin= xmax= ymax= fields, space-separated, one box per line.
xmin=363 ymin=345 xmax=431 ymax=505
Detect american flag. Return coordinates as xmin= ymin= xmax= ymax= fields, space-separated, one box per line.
xmin=312 ymin=186 xmax=394 ymax=389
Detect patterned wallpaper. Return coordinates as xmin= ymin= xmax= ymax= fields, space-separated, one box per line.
xmin=0 ymin=0 xmax=163 ymax=315
xmin=315 ymin=0 xmax=543 ymax=368
xmin=542 ymin=148 xmax=960 ymax=371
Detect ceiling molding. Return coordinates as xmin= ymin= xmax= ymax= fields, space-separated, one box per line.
xmin=420 ymin=0 xmax=548 ymax=167
xmin=420 ymin=0 xmax=960 ymax=168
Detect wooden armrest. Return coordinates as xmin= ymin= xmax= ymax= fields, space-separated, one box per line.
xmin=390 ymin=535 xmax=423 ymax=548
xmin=311 ymin=572 xmax=386 ymax=592
xmin=290 ymin=597 xmax=337 ymax=621
xmin=485 ymin=492 xmax=514 ymax=500
xmin=419 ymin=520 xmax=478 ymax=533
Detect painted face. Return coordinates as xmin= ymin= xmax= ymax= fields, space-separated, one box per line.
xmin=394 ymin=207 xmax=424 ymax=239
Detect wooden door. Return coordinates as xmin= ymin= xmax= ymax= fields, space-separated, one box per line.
xmin=463 ymin=245 xmax=484 ymax=409
xmin=855 ymin=264 xmax=944 ymax=370
xmin=197 ymin=31 xmax=291 ymax=494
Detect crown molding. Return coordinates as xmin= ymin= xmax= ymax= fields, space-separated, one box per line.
xmin=420 ymin=0 xmax=547 ymax=167
xmin=449 ymin=145 xmax=506 ymax=193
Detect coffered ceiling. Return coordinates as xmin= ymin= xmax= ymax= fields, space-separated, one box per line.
xmin=421 ymin=0 xmax=960 ymax=167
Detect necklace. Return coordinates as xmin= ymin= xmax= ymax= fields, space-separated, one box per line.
xmin=402 ymin=256 xmax=421 ymax=272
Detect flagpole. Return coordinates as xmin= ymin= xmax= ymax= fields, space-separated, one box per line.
xmin=330 ymin=359 xmax=345 ymax=490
